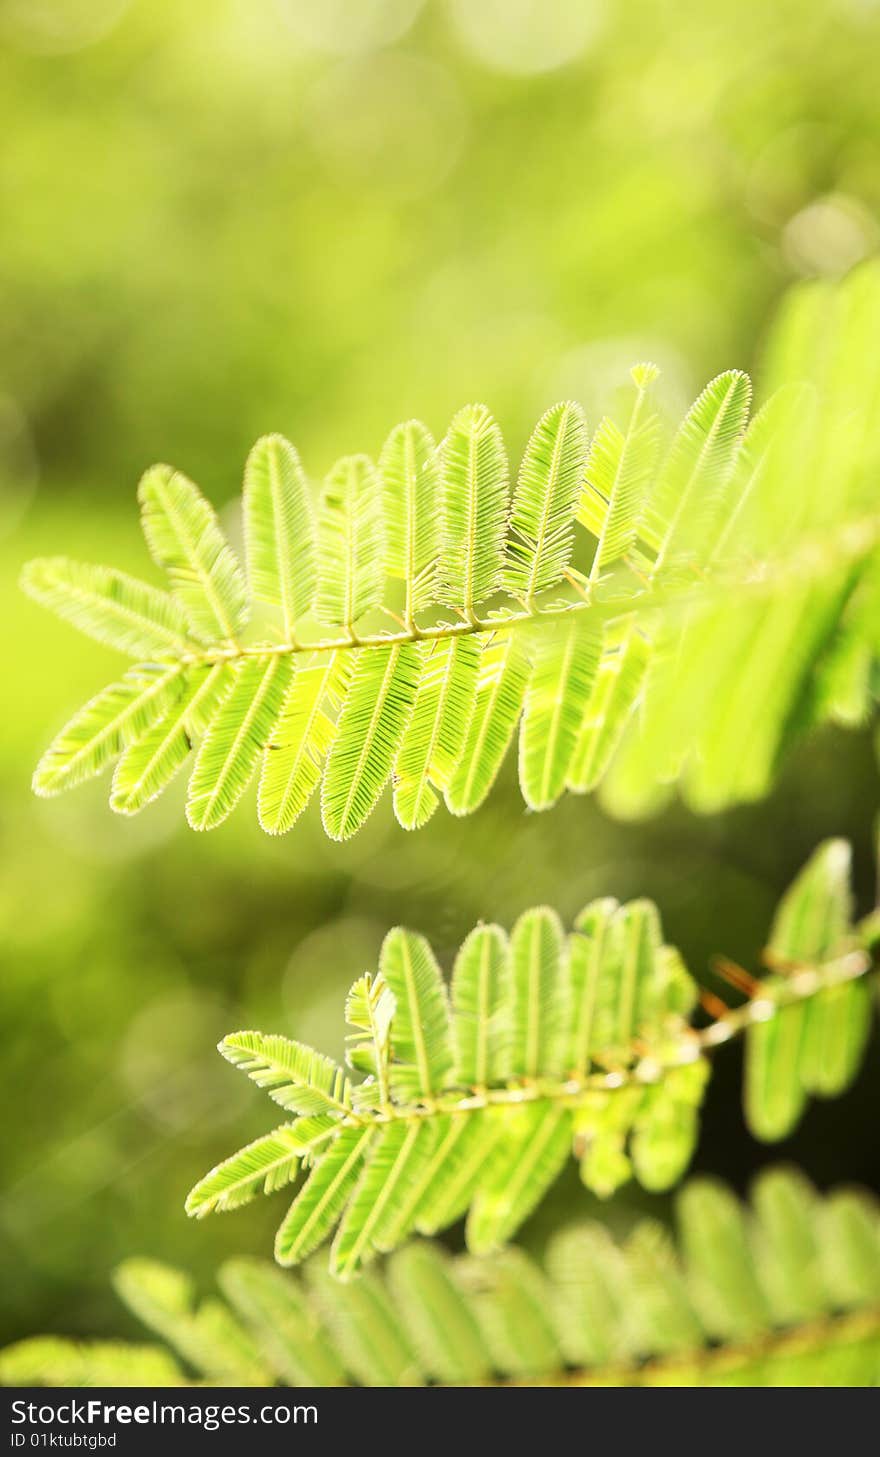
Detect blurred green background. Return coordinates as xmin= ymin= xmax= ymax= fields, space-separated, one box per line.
xmin=2 ymin=0 xmax=880 ymax=1345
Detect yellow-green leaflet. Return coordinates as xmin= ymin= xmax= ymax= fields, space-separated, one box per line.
xmin=258 ymin=651 xmax=352 ymax=834
xmin=321 ymin=642 xmax=421 ymax=840
xmin=138 ymin=465 xmax=248 ymax=643
xmin=393 ymin=635 xmax=480 ymax=829
xmin=186 ymin=655 xmax=294 ymax=830
xmin=243 ymin=434 xmax=316 ymax=635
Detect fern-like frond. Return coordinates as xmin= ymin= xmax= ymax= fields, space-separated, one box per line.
xmin=218 ymin=1260 xmax=345 ymax=1386
xmin=24 ymin=265 xmax=880 ymax=836
xmin=640 ymin=368 xmax=752 ymax=571
xmin=321 ymin=642 xmax=421 ymax=839
xmin=186 ymin=655 xmax=294 ymax=830
xmin=392 ymin=635 xmax=480 ymax=828
xmin=257 ymin=650 xmax=351 ymax=834
xmin=519 ymin=617 xmax=601 ymax=809
xmin=0 ymin=1338 xmax=186 ymax=1387
xmin=379 ymin=927 xmax=454 ymax=1100
xmin=21 ymin=557 xmax=192 ymax=659
xmin=110 ymin=1259 xmax=268 ymax=1384
xmin=380 ymin=419 xmax=441 ymax=624
xmin=445 ymin=632 xmax=529 ymax=815
xmin=316 ymin=454 xmax=384 ymax=630
xmin=579 ymin=362 xmax=660 ymax=575
xmin=137 ymin=464 xmax=248 ymax=644
xmin=110 ymin=663 xmax=234 ymax=815
xmin=187 ymin=839 xmax=877 ymax=1276
xmin=216 ymin=1031 xmax=353 ymax=1116
xmin=33 ymin=664 xmax=185 ymax=797
xmin=10 ymin=1170 xmax=880 ymax=1387
xmin=437 ymin=402 xmax=509 ymax=614
xmin=185 ymin=1120 xmax=336 ymax=1216
xmin=243 ymin=434 xmax=316 ymax=639
xmin=504 ymin=400 xmax=588 ymax=603
xmin=743 ymin=839 xmax=871 ymax=1140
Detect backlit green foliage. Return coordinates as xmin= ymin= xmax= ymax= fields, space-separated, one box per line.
xmin=184 ymin=840 xmax=876 ymax=1277
xmin=23 ymin=267 xmax=880 ymax=837
xmin=6 ymin=1170 xmax=880 ymax=1388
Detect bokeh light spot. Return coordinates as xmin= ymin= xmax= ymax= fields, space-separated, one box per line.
xmin=0 ymin=0 xmax=132 ymax=54
xmin=275 ymin=0 xmax=426 ymax=56
xmin=450 ymin=0 xmax=605 ymax=76
xmin=782 ymin=193 xmax=879 ymax=276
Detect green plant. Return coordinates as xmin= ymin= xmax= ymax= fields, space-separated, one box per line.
xmin=4 ymin=1169 xmax=880 ymax=1388
xmin=23 ymin=266 xmax=880 ymax=837
xmin=14 ymin=263 xmax=880 ymax=1389
xmin=184 ymin=839 xmax=876 ymax=1277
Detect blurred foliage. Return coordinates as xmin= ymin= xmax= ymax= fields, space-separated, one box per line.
xmin=7 ymin=1169 xmax=880 ymax=1387
xmin=2 ymin=0 xmax=880 ymax=1346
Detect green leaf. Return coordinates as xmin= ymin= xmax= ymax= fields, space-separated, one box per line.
xmin=520 ymin=617 xmax=601 ymax=809
xmin=800 ymin=978 xmax=873 ymax=1097
xmin=624 ymin=1221 xmax=704 ymax=1355
xmin=630 ymin=1078 xmax=703 ymax=1191
xmin=605 ymin=900 xmax=666 ymax=1052
xmin=451 ymin=924 xmax=511 ymax=1088
xmin=0 ymin=1337 xmax=185 ymax=1388
xmin=413 ymin=1111 xmax=508 ymax=1237
xmin=445 ymin=632 xmax=529 ymax=815
xmin=565 ymin=901 xmax=616 ymax=1076
xmin=306 ymin=1265 xmax=420 ymax=1387
xmin=460 ymin=1247 xmax=563 ymax=1379
xmin=508 ymin=906 xmax=568 ymax=1080
xmin=21 ymin=557 xmax=192 ymax=658
xmin=579 ymin=363 xmax=660 ymax=574
xmin=677 ymin=1179 xmax=771 ymax=1340
xmin=220 ymin=1259 xmax=346 ymax=1387
xmin=18 ymin=1169 xmax=880 ymax=1388
xmin=466 ymin=1104 xmax=573 ymax=1255
xmin=437 ymin=403 xmax=509 ymax=613
xmin=110 ymin=663 xmax=233 ymax=815
xmin=379 ymin=419 xmax=441 ymax=622
xmin=316 ymin=454 xmax=384 ymax=629
xmin=112 ymin=1260 xmax=265 ymax=1383
xmin=388 ymin=1244 xmax=491 ymax=1385
xmin=567 ymin=618 xmax=649 ymax=793
xmin=330 ymin=1121 xmax=440 ymax=1278
xmin=751 ymin=1167 xmax=827 ymax=1324
xmin=380 ymin=928 xmax=454 ymax=1101
xmin=33 ymin=664 xmax=184 ymax=797
xmin=185 ymin=1119 xmax=336 ymax=1216
xmin=27 ymin=270 xmax=880 ymax=838
xmin=218 ymin=1031 xmax=352 ymax=1117
xmin=138 ymin=464 xmax=247 ymax=643
xmin=710 ymin=384 xmax=805 ymax=564
xmin=344 ymin=971 xmax=395 ymax=1095
xmin=504 ymin=400 xmax=588 ymax=602
xmin=546 ymin=1222 xmax=634 ymax=1367
xmin=320 ymin=641 xmax=420 ymax=840
xmin=186 ymin=654 xmax=294 ymax=830
xmin=392 ymin=635 xmax=480 ymax=829
xmin=821 ymin=1189 xmax=880 ymax=1307
xmin=745 ymin=840 xmax=864 ymax=1140
xmin=642 ymin=369 xmax=752 ymax=570
xmin=257 ymin=650 xmax=352 ymax=834
xmin=767 ymin=837 xmax=853 ymax=964
xmin=190 ymin=844 xmax=875 ymax=1273
xmin=243 ymin=434 xmax=316 ymax=637
xmin=275 ymin=1126 xmax=375 ymax=1266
